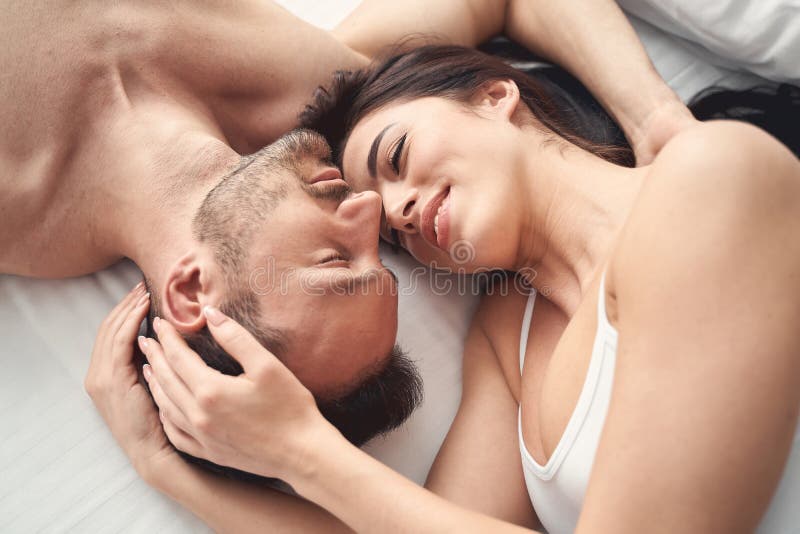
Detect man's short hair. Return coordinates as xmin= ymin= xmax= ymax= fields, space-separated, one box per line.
xmin=145 ymin=292 xmax=420 ymax=486
xmin=144 ymin=132 xmax=422 ymax=484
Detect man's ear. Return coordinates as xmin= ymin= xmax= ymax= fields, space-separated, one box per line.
xmin=473 ymin=79 xmax=521 ymax=121
xmin=162 ymin=251 xmax=222 ymax=333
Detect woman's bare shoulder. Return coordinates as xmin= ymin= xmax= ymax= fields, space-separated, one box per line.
xmin=609 ymin=120 xmax=800 ymax=302
xmin=649 ymin=120 xmax=797 ymax=190
xmin=623 ymin=120 xmax=798 ymax=247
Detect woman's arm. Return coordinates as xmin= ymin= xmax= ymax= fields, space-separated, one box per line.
xmin=294 ymin=429 xmax=534 ymax=534
xmin=577 ymin=122 xmax=800 ymax=532
xmin=424 ymin=293 xmax=567 ymax=528
xmin=85 ymin=285 xmax=350 ymax=533
xmin=142 ymin=309 xmax=541 ymax=533
xmin=423 ymin=297 xmax=539 ymax=527
xmin=143 ymin=460 xmax=351 ymax=534
xmin=335 ymin=0 xmax=695 ymax=164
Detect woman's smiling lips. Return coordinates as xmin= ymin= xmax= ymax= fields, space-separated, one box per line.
xmin=421 ymin=186 xmax=451 ymax=251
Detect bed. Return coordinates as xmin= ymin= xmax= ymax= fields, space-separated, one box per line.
xmin=0 ymin=1 xmax=793 ymax=531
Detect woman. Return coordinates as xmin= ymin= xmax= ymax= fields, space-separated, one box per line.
xmin=92 ymin=47 xmax=800 ymax=533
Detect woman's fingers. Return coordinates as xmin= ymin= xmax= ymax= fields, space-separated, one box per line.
xmin=203 ymin=306 xmax=275 ymax=373
xmin=139 ymin=336 xmax=196 ymax=421
xmin=160 ymin=410 xmax=203 ymax=458
xmin=95 ymin=282 xmax=142 ymax=350
xmin=152 ymin=318 xmax=221 ymax=392
xmin=87 ymin=282 xmax=145 ymax=388
xmin=105 ymin=282 xmax=146 ymax=339
xmin=111 ymin=291 xmax=150 ymax=370
xmin=143 ymin=365 xmax=195 ymax=435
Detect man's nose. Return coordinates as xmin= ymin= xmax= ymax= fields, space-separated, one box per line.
xmin=337 ymin=190 xmax=382 ymax=226
xmin=336 ymin=191 xmax=383 ymax=259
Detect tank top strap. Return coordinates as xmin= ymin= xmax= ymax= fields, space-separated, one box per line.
xmin=596 ymin=271 xmax=618 ymax=340
xmin=519 ymin=290 xmax=538 ymax=375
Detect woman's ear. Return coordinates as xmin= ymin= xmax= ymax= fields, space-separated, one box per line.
xmin=162 ymin=252 xmax=220 ymax=333
xmin=474 ymin=79 xmax=521 ymax=121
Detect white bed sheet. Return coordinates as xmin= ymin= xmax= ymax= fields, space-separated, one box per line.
xmin=0 ymin=2 xmax=778 ymax=532
xmin=618 ymin=0 xmax=800 ymax=84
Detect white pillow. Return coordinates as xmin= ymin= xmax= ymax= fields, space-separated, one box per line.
xmin=617 ymin=0 xmax=800 ymax=83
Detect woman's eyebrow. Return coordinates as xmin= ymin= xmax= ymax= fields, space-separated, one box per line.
xmin=368 ymin=122 xmax=396 ymax=178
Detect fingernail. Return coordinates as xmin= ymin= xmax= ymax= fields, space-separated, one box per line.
xmin=203 ymin=306 xmax=226 ymax=326
xmin=137 ymin=292 xmax=150 ymax=306
xmin=133 ymin=281 xmax=144 ymax=292
xmin=142 ymin=363 xmax=152 ymax=380
xmin=153 ymin=316 xmax=161 ymax=332
xmin=138 ymin=335 xmax=149 ymax=352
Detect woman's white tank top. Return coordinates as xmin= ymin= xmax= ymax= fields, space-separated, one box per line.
xmin=517 ymin=278 xmax=800 ymax=533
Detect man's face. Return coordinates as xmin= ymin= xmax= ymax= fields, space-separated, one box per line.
xmin=240 ymin=132 xmax=399 ymax=397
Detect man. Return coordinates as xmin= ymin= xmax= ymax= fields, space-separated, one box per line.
xmin=137 ymin=128 xmax=422 ymax=448
xmin=0 ymin=0 xmax=691 ymax=380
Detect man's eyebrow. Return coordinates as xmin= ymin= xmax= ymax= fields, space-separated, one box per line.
xmin=367 ymin=123 xmax=396 ymax=179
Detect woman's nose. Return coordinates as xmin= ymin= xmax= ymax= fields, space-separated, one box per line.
xmin=385 ymin=187 xmax=419 ymax=234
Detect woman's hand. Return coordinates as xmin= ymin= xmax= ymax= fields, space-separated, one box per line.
xmin=140 ymin=309 xmax=535 ymax=534
xmin=84 ymin=283 xmax=178 ymax=484
xmin=138 ymin=307 xmax=331 ymax=481
xmin=629 ymin=100 xmax=699 ymax=166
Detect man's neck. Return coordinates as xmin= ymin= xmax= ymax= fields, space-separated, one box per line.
xmin=107 ymin=132 xmax=241 ymax=285
xmin=514 ymin=139 xmax=647 ymax=315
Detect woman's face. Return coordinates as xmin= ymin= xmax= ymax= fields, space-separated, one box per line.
xmin=341 ymin=87 xmax=527 ymax=273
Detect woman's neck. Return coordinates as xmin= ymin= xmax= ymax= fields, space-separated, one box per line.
xmin=514 ymin=137 xmax=648 ymax=316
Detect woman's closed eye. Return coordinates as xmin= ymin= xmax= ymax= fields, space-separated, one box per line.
xmin=388 ymin=133 xmax=407 ymax=175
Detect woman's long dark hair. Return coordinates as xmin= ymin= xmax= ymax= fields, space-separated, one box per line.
xmin=299 ymin=42 xmax=799 ymax=168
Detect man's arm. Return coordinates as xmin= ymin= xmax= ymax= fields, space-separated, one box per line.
xmin=335 ymin=0 xmax=694 ymax=165
xmin=504 ymin=0 xmax=694 ymax=164
xmin=332 ymin=0 xmax=506 ymax=58
xmin=172 ymin=0 xmax=499 ymax=151
xmin=191 ymin=0 xmax=688 ymax=162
